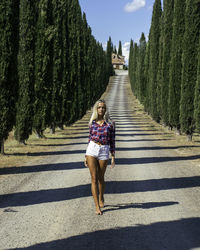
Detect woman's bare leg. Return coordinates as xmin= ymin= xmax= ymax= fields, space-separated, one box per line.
xmin=86 ymin=156 xmax=102 ymax=215
xmin=98 ymin=160 xmax=108 ymax=208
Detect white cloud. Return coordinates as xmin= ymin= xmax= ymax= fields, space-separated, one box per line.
xmin=124 ymin=0 xmax=146 ymax=13
xmin=122 ymin=42 xmax=130 ymax=64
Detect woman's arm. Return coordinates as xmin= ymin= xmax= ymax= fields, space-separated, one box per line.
xmin=110 ymin=124 xmax=115 ymax=168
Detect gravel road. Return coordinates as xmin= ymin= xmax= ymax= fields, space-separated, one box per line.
xmin=0 ymin=70 xmax=200 ymax=250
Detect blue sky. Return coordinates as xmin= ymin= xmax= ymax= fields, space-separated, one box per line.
xmin=79 ymin=0 xmax=160 ymax=62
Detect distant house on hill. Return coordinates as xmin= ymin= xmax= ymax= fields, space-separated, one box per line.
xmin=112 ymin=53 xmax=125 ymax=70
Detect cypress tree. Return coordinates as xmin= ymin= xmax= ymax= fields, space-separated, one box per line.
xmin=156 ymin=12 xmax=164 ymax=118
xmin=137 ymin=33 xmax=146 ymax=103
xmin=60 ymin=0 xmax=70 ymax=125
xmin=143 ymin=43 xmax=150 ymax=112
xmin=33 ymin=0 xmax=54 ymax=137
xmin=113 ymin=46 xmax=117 ymax=54
xmin=0 ymin=0 xmax=19 ymax=153
xmin=180 ymin=0 xmax=200 ymax=140
xmin=67 ymin=0 xmax=80 ymax=124
xmin=50 ymin=0 xmax=65 ymax=132
xmin=76 ymin=2 xmax=85 ymax=119
xmin=15 ymin=0 xmax=38 ymax=144
xmin=118 ymin=41 xmax=122 ymax=56
xmin=148 ymin=0 xmax=162 ymax=122
xmin=106 ymin=37 xmax=114 ymax=78
xmin=194 ymin=37 xmax=200 ymax=132
xmin=160 ymin=0 xmax=174 ymax=126
xmin=132 ymin=43 xmax=139 ymax=97
xmin=168 ymin=0 xmax=185 ymax=132
xmin=84 ymin=24 xmax=93 ymax=108
xmin=128 ymin=39 xmax=134 ymax=91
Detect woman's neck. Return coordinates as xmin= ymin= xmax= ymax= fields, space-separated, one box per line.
xmin=97 ymin=116 xmax=104 ymax=121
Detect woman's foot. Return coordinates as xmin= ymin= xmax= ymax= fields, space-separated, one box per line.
xmin=99 ymin=200 xmax=104 ymax=208
xmin=99 ymin=196 xmax=104 ymax=208
xmin=96 ymin=207 xmax=102 ymax=215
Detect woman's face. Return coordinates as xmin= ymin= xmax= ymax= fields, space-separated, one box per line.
xmin=97 ymin=102 xmax=106 ymax=117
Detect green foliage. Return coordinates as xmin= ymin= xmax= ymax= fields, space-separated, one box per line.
xmin=156 ymin=13 xmax=164 ymax=118
xmin=33 ymin=0 xmax=53 ymax=136
xmin=0 ymin=0 xmax=19 ymax=145
xmin=15 ymin=0 xmax=38 ymax=143
xmin=180 ymin=0 xmax=200 ymax=135
xmin=168 ymin=0 xmax=185 ymax=129
xmin=118 ymin=41 xmax=122 ymax=56
xmin=0 ymin=0 xmax=116 ymax=146
xmin=148 ymin=0 xmax=162 ymax=122
xmin=160 ymin=0 xmax=174 ymax=125
xmin=106 ymin=37 xmax=114 ymax=79
xmin=194 ymin=38 xmax=200 ymax=132
xmin=137 ymin=33 xmax=146 ymax=104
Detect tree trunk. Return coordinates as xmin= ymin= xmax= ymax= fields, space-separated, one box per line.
xmin=0 ymin=139 xmax=5 ymax=155
xmin=58 ymin=124 xmax=64 ymax=130
xmin=50 ymin=125 xmax=55 ymax=134
xmin=187 ymin=134 xmax=192 ymax=141
xmin=175 ymin=128 xmax=181 ymax=135
xmin=19 ymin=140 xmax=26 ymax=145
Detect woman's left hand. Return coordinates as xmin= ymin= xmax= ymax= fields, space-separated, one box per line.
xmin=84 ymin=157 xmax=88 ymax=167
xmin=110 ymin=156 xmax=115 ymax=168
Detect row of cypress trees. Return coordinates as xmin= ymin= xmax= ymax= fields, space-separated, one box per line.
xmin=129 ymin=0 xmax=200 ymax=140
xmin=0 ymin=0 xmax=114 ymax=154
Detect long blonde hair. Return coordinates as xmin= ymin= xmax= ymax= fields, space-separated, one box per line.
xmin=89 ymin=99 xmax=114 ymax=126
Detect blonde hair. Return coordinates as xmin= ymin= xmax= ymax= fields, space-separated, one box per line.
xmin=89 ymin=99 xmax=114 ymax=126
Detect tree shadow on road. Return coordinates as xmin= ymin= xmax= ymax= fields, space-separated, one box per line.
xmin=32 ymin=142 xmax=88 ymax=147
xmin=0 ymin=176 xmax=199 ymax=208
xmin=14 ymin=217 xmax=200 ymax=250
xmin=116 ymin=155 xmax=200 ymax=164
xmin=116 ymin=145 xmax=200 ymax=151
xmin=0 ymin=161 xmax=85 ymax=175
xmin=116 ymin=139 xmax=173 ymax=142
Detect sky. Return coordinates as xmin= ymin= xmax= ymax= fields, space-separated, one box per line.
xmin=79 ymin=0 xmax=160 ymax=63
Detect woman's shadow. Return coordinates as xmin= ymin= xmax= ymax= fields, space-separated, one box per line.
xmin=103 ymin=201 xmax=179 ymax=213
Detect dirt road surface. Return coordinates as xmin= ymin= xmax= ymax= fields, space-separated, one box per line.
xmin=0 ymin=70 xmax=200 ymax=249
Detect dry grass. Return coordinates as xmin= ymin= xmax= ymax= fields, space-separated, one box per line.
xmin=0 ymin=112 xmax=91 ymax=169
xmin=126 ymin=81 xmax=200 ymax=161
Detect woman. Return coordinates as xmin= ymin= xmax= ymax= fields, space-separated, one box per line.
xmin=84 ymin=99 xmax=115 ymax=215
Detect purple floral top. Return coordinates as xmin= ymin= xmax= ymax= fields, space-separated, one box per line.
xmin=88 ymin=120 xmax=115 ymax=155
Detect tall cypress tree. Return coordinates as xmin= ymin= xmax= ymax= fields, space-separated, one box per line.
xmin=106 ymin=37 xmax=114 ymax=78
xmin=148 ymin=0 xmax=162 ymax=122
xmin=67 ymin=0 xmax=80 ymax=124
xmin=180 ymin=0 xmax=200 ymax=140
xmin=118 ymin=40 xmax=122 ymax=56
xmin=0 ymin=0 xmax=19 ymax=153
xmin=156 ymin=12 xmax=164 ymax=118
xmin=168 ymin=0 xmax=185 ymax=132
xmin=60 ymin=0 xmax=70 ymax=126
xmin=113 ymin=46 xmax=117 ymax=54
xmin=160 ymin=0 xmax=174 ymax=126
xmin=194 ymin=37 xmax=200 ymax=133
xmin=33 ymin=0 xmax=53 ymax=137
xmin=128 ymin=39 xmax=134 ymax=91
xmin=132 ymin=43 xmax=139 ymax=97
xmin=15 ymin=0 xmax=38 ymax=144
xmin=144 ymin=43 xmax=150 ymax=112
xmin=76 ymin=2 xmax=85 ymax=119
xmin=137 ymin=33 xmax=146 ymax=103
xmin=50 ymin=0 xmax=64 ymax=132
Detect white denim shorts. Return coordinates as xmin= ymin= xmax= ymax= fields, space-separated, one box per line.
xmin=86 ymin=141 xmax=109 ymax=160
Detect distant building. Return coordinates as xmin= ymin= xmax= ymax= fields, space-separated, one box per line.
xmin=112 ymin=53 xmax=125 ymax=70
